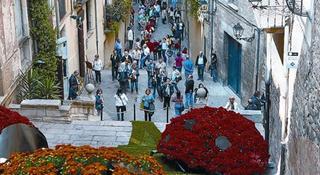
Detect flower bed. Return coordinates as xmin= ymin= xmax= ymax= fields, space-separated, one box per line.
xmin=0 ymin=145 xmax=165 ymax=175
xmin=0 ymin=106 xmax=33 ymax=133
xmin=157 ymin=107 xmax=269 ymax=175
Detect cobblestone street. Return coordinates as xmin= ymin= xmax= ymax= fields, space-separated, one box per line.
xmin=88 ymin=4 xmax=242 ymax=122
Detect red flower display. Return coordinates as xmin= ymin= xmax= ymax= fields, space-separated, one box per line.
xmin=0 ymin=106 xmax=33 ymax=133
xmin=157 ymin=107 xmax=269 ymax=175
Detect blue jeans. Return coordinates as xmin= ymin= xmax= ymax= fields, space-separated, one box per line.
xmin=174 ymin=103 xmax=183 ymax=116
xmin=131 ymin=80 xmax=138 ymax=92
xmin=197 ymin=64 xmax=205 ymax=81
xmin=185 ymin=92 xmax=193 ymax=109
xmin=152 ymin=86 xmax=157 ymax=98
xmin=211 ymin=68 xmax=218 ymax=82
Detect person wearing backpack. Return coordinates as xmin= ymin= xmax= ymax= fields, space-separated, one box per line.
xmin=95 ymin=89 xmax=104 ymax=117
xmin=114 ymin=89 xmax=128 ymax=121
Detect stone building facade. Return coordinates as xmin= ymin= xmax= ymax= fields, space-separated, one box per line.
xmin=286 ymin=0 xmax=320 ymax=174
xmin=0 ymin=0 xmax=32 ymax=105
xmin=197 ymin=0 xmax=266 ymax=103
xmin=51 ymin=0 xmax=128 ymax=99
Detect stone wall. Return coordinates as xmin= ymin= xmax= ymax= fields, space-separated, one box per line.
xmin=286 ymin=1 xmax=320 ymax=174
xmin=211 ymin=1 xmax=266 ymax=103
xmin=0 ymin=0 xmax=32 ymax=105
xmin=268 ymin=76 xmax=282 ymax=167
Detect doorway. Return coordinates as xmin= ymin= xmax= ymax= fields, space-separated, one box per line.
xmin=226 ymin=33 xmax=242 ymax=95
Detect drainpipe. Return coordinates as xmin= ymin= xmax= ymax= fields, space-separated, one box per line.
xmin=255 ymin=28 xmax=261 ymax=91
xmin=185 ymin=1 xmax=190 ymax=54
xmin=94 ymin=0 xmax=98 ymax=55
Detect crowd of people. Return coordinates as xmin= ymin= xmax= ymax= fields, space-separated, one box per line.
xmin=68 ymin=0 xmax=265 ymax=122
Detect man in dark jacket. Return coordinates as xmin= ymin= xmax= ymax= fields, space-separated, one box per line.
xmin=68 ymin=71 xmax=79 ymax=100
xmin=185 ymin=75 xmax=194 ymax=109
xmin=161 ymin=78 xmax=174 ymax=109
xmin=195 ymin=51 xmax=207 ymax=81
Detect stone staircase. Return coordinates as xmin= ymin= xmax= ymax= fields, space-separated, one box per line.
xmin=33 ymin=120 xmax=167 ymax=148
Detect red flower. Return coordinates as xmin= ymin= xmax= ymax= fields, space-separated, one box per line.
xmin=0 ymin=106 xmax=34 ymax=133
xmin=157 ymin=107 xmax=269 ymax=175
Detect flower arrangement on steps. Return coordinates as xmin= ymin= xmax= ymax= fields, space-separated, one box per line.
xmin=0 ymin=145 xmax=165 ymax=175
xmin=157 ymin=106 xmax=269 ymax=175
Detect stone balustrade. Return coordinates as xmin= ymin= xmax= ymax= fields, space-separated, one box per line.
xmin=9 ymin=98 xmax=98 ymax=123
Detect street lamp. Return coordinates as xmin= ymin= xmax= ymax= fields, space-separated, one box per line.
xmin=233 ymin=23 xmax=255 ymax=42
xmin=248 ymin=0 xmax=262 ymax=7
xmin=233 ymin=23 xmax=244 ymax=40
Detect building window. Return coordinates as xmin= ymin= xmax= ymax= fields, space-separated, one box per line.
xmin=58 ymin=0 xmax=66 ymax=21
xmin=14 ymin=0 xmax=25 ymax=39
xmin=86 ymin=0 xmax=93 ymax=30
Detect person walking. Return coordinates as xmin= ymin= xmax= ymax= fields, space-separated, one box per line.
xmin=141 ymin=44 xmax=150 ymax=69
xmin=156 ymin=58 xmax=167 ymax=73
xmin=114 ymin=89 xmax=128 ymax=121
xmin=161 ymin=38 xmax=169 ymax=63
xmin=114 ymin=39 xmax=123 ymax=57
xmin=141 ymin=88 xmax=155 ymax=121
xmin=95 ymin=89 xmax=104 ymax=118
xmin=162 ymin=78 xmax=174 ymax=109
xmin=161 ymin=4 xmax=167 ymax=24
xmin=129 ymin=63 xmax=139 ymax=93
xmin=118 ymin=61 xmax=129 ymax=93
xmin=185 ymin=75 xmax=194 ymax=110
xmin=209 ymin=48 xmax=218 ymax=82
xmin=175 ymin=52 xmax=184 ymax=72
xmin=146 ymin=59 xmax=155 ymax=88
xmin=110 ymin=50 xmax=120 ymax=81
xmin=183 ymin=55 xmax=194 ymax=79
xmin=171 ymin=66 xmax=181 ymax=92
xmin=132 ymin=48 xmax=141 ymax=68
xmin=122 ymin=50 xmax=132 ymax=63
xmin=127 ymin=27 xmax=134 ymax=50
xmin=195 ymin=51 xmax=207 ymax=81
xmin=68 ymin=71 xmax=80 ymax=100
xmin=93 ymin=54 xmax=103 ymax=84
xmin=157 ymin=69 xmax=167 ymax=101
xmin=172 ymin=91 xmax=184 ymax=116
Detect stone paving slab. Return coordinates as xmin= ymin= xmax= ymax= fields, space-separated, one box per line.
xmin=33 ymin=121 xmax=133 ymax=148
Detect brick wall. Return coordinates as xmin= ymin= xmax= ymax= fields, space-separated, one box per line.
xmin=286 ymin=1 xmax=320 ymax=174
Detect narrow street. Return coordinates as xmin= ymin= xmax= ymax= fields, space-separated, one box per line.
xmin=87 ymin=4 xmax=242 ymax=122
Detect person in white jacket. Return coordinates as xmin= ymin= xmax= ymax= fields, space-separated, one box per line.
xmin=127 ymin=27 xmax=134 ymax=50
xmin=225 ymin=97 xmax=239 ymax=111
xmin=114 ymin=89 xmax=128 ymax=121
xmin=93 ymin=54 xmax=103 ymax=84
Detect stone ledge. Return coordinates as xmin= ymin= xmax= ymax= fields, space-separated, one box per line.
xmin=21 ymin=99 xmax=61 ymax=109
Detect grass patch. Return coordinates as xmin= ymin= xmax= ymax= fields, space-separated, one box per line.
xmin=117 ymin=121 xmax=202 ymax=175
